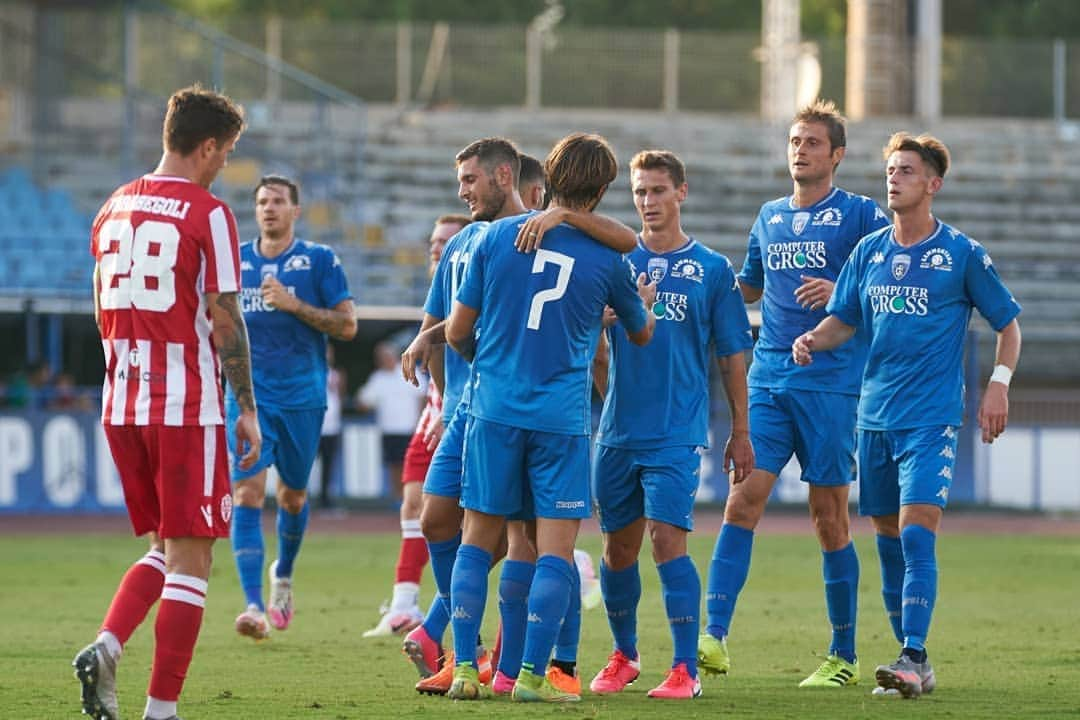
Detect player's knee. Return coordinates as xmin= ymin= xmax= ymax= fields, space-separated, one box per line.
xmin=278 ymin=488 xmax=307 ymax=514
xmin=420 ymin=503 xmax=459 ymax=543
xmin=603 ymin=534 xmax=642 ymax=571
xmin=723 ymin=492 xmax=764 ymax=529
xmin=648 ymin=522 xmax=688 ymax=564
xmin=233 ymin=482 xmax=265 ymax=508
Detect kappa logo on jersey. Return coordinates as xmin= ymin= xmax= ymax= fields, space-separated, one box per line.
xmin=811 ymin=207 xmax=843 ymax=226
xmin=240 ymin=260 xmax=254 ymax=271
xmin=874 ymin=206 xmax=888 ymax=220
xmin=870 ymin=251 xmax=886 ymax=264
xmin=938 ymin=466 xmax=952 ymax=480
xmin=671 ymin=258 xmax=704 ymax=283
xmin=283 ymin=254 xmax=312 ymax=272
xmin=648 ymin=257 xmax=669 ymax=283
xmin=942 ymin=426 xmax=955 ymax=439
xmin=768 ymin=213 xmax=783 ymax=225
xmin=920 ymin=248 xmax=953 ymax=272
xmin=792 ymin=211 xmax=811 ymax=235
xmin=937 ymin=486 xmax=950 ymax=501
xmin=940 ymin=444 xmax=955 ymax=459
xmin=891 ymin=253 xmax=911 ymax=280
xmin=983 ymin=253 xmax=994 ymax=270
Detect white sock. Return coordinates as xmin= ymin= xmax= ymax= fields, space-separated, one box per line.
xmin=144 ymin=696 xmax=177 ymax=719
xmin=95 ymin=630 xmax=122 ymax=661
xmin=390 ymin=581 xmax=420 ymax=611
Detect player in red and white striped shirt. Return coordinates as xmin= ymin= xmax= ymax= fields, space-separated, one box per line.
xmin=363 ymin=214 xmax=467 ymax=639
xmin=73 ymin=85 xmax=261 ymax=720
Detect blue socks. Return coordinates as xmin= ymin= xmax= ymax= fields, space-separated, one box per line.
xmin=426 ymin=531 xmax=462 ymax=631
xmin=900 ymin=525 xmax=937 ymax=653
xmin=705 ymin=523 xmax=754 ymax=639
xmin=497 ymin=559 xmax=535 ymax=678
xmin=520 ymin=555 xmax=574 ymax=678
xmin=876 ymin=533 xmax=905 ymax=643
xmin=658 ymin=555 xmax=700 ymax=677
xmin=449 ymin=543 xmax=491 ymax=668
xmin=275 ymin=502 xmax=309 ymax=578
xmin=600 ymin=560 xmax=641 ymax=659
xmin=554 ymin=556 xmax=582 ymax=664
xmin=231 ymin=504 xmax=264 ymax=610
xmin=822 ymin=542 xmax=859 ymax=663
xmin=421 ymin=594 xmax=450 ymax=644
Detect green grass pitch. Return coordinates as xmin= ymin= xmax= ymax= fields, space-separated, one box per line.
xmin=2 ymin=527 xmax=1079 ymax=719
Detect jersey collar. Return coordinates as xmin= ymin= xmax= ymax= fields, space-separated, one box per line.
xmin=252 ymin=236 xmax=298 ymax=260
xmin=787 ymin=186 xmax=839 ymax=211
xmin=887 ymin=219 xmax=943 ymax=251
xmin=636 ymin=234 xmax=696 ymax=255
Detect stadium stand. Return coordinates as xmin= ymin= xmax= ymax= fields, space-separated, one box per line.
xmin=0 ymin=166 xmax=92 ymax=296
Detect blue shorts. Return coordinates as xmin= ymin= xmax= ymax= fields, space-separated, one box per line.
xmin=749 ymin=387 xmax=857 ymax=486
xmin=226 ymin=402 xmax=324 ymax=489
xmin=593 ymin=444 xmax=701 ymax=533
xmin=857 ymin=425 xmax=959 ymax=517
xmin=461 ymin=416 xmax=591 ymax=520
xmin=423 ymin=402 xmax=468 ymax=499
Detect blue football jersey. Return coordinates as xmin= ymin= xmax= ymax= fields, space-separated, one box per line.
xmin=457 ymin=212 xmax=649 ymax=436
xmin=423 ymin=221 xmax=488 ymax=422
xmin=227 ymin=238 xmax=352 ymax=410
xmin=828 ymin=220 xmax=1021 ymax=430
xmin=598 ymin=238 xmax=753 ymax=449
xmin=740 ymin=187 xmax=889 ymax=395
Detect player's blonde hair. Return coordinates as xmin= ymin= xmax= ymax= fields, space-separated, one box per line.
xmin=882 ymin=132 xmax=950 ymax=178
xmin=792 ymin=98 xmax=846 ymax=151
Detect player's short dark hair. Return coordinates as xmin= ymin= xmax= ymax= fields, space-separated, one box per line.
xmin=435 ymin=213 xmax=471 ymax=228
xmin=630 ymin=150 xmax=686 ymax=188
xmin=792 ymin=99 xmax=846 ymax=151
xmin=254 ymin=175 xmax=300 ymax=204
xmin=518 ymin=153 xmax=546 ymax=187
xmin=882 ymin=132 xmax=950 ymax=178
xmin=162 ymin=84 xmax=245 ymax=156
xmin=455 ymin=137 xmax=521 ymax=188
xmin=545 ymin=133 xmax=617 ymax=210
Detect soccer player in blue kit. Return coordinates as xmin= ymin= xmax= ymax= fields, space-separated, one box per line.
xmin=588 ymin=150 xmax=754 ymax=700
xmin=228 ymin=175 xmax=357 ymax=640
xmin=399 ymin=138 xmax=637 ymax=694
xmin=699 ymin=100 xmax=889 ymax=687
xmin=444 ymin=133 xmax=656 ymax=702
xmin=793 ymin=132 xmax=1021 ymax=698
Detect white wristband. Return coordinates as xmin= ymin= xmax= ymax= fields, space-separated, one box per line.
xmin=989 ymin=364 xmax=1012 ymax=387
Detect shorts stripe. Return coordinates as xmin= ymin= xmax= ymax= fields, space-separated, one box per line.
xmin=203 ymin=425 xmax=214 ymax=497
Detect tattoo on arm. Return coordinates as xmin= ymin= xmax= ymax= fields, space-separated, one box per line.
xmin=213 ymin=292 xmax=257 ymax=413
xmin=292 ymin=299 xmax=357 ymax=340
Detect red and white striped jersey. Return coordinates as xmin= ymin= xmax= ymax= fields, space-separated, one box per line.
xmin=91 ymin=174 xmax=241 ymax=426
xmin=414 ymin=381 xmax=444 ymax=435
